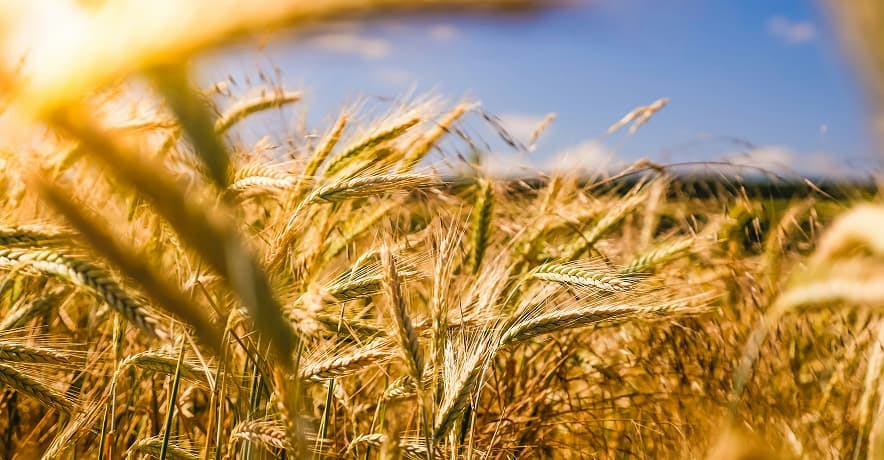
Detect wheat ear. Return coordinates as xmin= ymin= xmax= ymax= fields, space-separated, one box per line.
xmin=0 ymin=247 xmax=165 ymax=339
xmin=0 ymin=362 xmax=73 ymax=414
xmin=532 ymin=261 xmax=639 ymax=292
xmin=398 ymin=102 xmax=471 ymax=172
xmin=0 ymin=289 xmax=67 ymax=331
xmin=380 ymin=246 xmax=424 ymax=383
xmin=301 ymin=346 xmax=389 ymax=382
xmin=118 ymin=349 xmax=210 ymax=383
xmin=214 ymin=90 xmax=302 ymax=133
xmin=0 ymin=226 xmax=70 ymax=247
xmin=323 ymin=116 xmax=420 ymax=176
xmin=227 ymin=419 xmax=288 ymax=456
xmin=0 ymin=342 xmax=75 ymax=365
xmin=468 ymin=178 xmax=493 ymax=274
xmin=499 ymin=298 xmax=711 ymax=347
xmin=561 ymin=191 xmax=646 ymax=260
xmin=126 ymin=436 xmax=199 ymax=460
xmin=621 ymin=235 xmax=694 ymax=274
xmin=307 ymin=174 xmax=440 ymax=203
xmin=433 ymin=338 xmax=492 ymax=442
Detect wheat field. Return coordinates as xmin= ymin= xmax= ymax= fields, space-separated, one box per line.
xmin=0 ymin=1 xmax=883 ymax=459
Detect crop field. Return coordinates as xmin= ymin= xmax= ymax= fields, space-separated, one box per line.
xmin=1 ymin=1 xmax=884 ymax=459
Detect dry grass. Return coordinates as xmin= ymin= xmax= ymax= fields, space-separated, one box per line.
xmin=0 ymin=1 xmax=879 ymax=459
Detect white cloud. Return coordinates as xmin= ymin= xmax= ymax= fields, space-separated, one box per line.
xmin=767 ymin=16 xmax=817 ymax=45
xmin=546 ymin=140 xmax=617 ymax=174
xmin=304 ymin=33 xmax=391 ymax=59
xmin=480 ymin=151 xmax=536 ymax=178
xmin=429 ymin=24 xmax=459 ymax=42
xmin=723 ymin=145 xmax=854 ymax=178
xmin=727 ymin=145 xmax=794 ymax=171
xmin=496 ymin=113 xmax=549 ymax=144
xmin=479 ymin=139 xmax=619 ymax=178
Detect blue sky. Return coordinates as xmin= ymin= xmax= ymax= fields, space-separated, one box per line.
xmin=197 ymin=0 xmax=876 ymax=178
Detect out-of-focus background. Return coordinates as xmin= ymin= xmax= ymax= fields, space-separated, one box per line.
xmin=197 ymin=0 xmax=875 ymax=178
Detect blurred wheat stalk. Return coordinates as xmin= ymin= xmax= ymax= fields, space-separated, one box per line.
xmin=0 ymin=0 xmax=538 ymax=115
xmin=733 ymin=3 xmax=884 ymax=459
